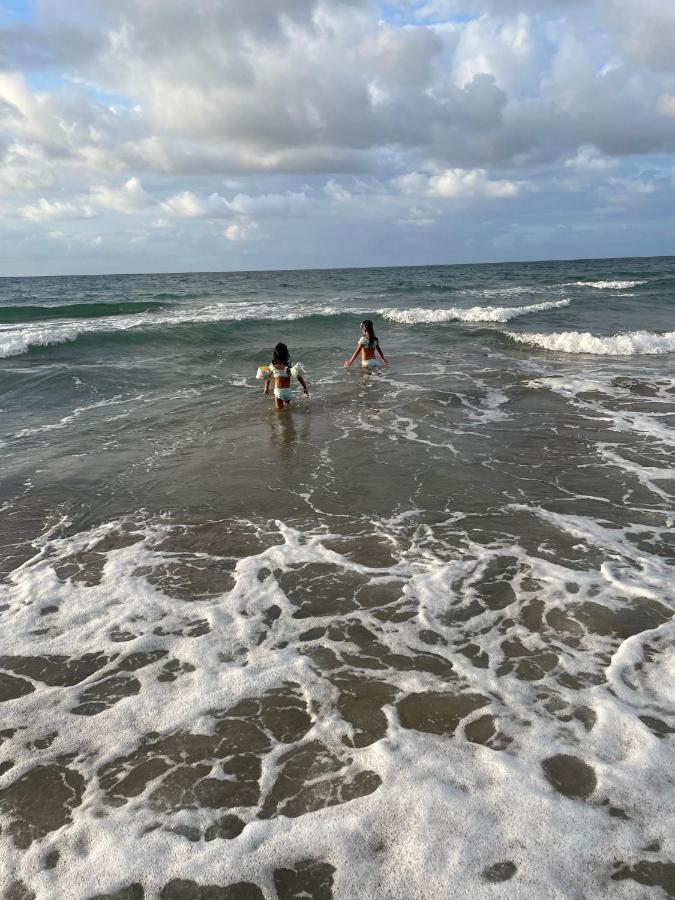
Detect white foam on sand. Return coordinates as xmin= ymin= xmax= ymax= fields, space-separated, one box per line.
xmin=378 ymin=299 xmax=571 ymax=325
xmin=1 ymin=506 xmax=673 ymax=899
xmin=506 ymin=329 xmax=675 ymax=355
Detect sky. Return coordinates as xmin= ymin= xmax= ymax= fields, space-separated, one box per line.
xmin=0 ymin=0 xmax=674 ymax=275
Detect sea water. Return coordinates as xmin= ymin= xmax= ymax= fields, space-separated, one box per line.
xmin=0 ymin=256 xmax=673 ymax=899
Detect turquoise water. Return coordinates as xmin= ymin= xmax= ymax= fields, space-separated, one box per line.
xmin=0 ymin=257 xmax=674 ymax=899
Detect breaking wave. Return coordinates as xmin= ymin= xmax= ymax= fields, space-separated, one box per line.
xmin=564 ymin=280 xmax=646 ymax=290
xmin=504 ymin=329 xmax=675 ymax=355
xmin=0 ymin=303 xmax=346 ymax=359
xmin=378 ymin=299 xmax=570 ymax=325
xmin=0 ymin=325 xmax=82 ymax=358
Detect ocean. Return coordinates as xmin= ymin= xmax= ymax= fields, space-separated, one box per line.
xmin=0 ymin=256 xmax=673 ymax=899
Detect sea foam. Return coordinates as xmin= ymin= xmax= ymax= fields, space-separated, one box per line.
xmin=564 ymin=280 xmax=646 ymax=289
xmin=0 ymin=325 xmax=82 ymax=358
xmin=504 ymin=329 xmax=675 ymax=355
xmin=378 ymin=298 xmax=570 ymax=325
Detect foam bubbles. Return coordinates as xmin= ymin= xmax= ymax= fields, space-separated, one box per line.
xmin=1 ymin=495 xmax=673 ymax=898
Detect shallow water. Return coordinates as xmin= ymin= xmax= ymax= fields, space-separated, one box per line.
xmin=1 ymin=257 xmax=674 ymax=899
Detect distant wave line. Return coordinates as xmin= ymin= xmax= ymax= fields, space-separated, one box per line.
xmin=563 ymin=280 xmax=646 ymax=290
xmin=0 ymin=300 xmax=167 ymax=324
xmin=0 ymin=304 xmax=357 ymax=358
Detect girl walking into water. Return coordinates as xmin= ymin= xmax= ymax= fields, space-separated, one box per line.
xmin=343 ymin=319 xmax=388 ymax=369
xmin=258 ymin=342 xmax=310 ymax=410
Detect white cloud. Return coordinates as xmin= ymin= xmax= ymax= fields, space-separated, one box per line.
xmin=224 ymin=219 xmax=258 ymax=241
xmin=404 ymin=206 xmax=436 ymax=227
xmin=90 ymin=177 xmax=151 ymax=213
xmin=607 ymin=175 xmax=656 ymax=195
xmin=227 ymin=191 xmax=310 ymax=216
xmin=324 ymin=179 xmax=353 ymax=203
xmin=158 ymin=188 xmax=310 ymax=219
xmin=161 ymin=190 xmax=209 ymax=218
xmin=452 ymin=13 xmax=535 ymax=91
xmin=19 ymin=198 xmax=97 ymax=221
xmin=395 ymin=168 xmax=522 ymax=198
xmin=565 ymin=145 xmax=617 ymax=172
xmin=0 ymin=142 xmax=57 ymax=193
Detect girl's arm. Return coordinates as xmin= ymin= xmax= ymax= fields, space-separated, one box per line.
xmin=343 ymin=343 xmax=361 ymax=368
xmin=377 ymin=344 xmax=388 ymax=364
xmin=298 ymin=374 xmax=310 ymax=397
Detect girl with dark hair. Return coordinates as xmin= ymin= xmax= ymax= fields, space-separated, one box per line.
xmin=257 ymin=342 xmax=309 ymax=409
xmin=343 ymin=319 xmax=388 ymax=369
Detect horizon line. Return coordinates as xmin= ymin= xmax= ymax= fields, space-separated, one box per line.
xmin=1 ymin=252 xmax=673 ymax=281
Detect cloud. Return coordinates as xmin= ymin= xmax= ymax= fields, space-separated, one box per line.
xmin=227 ymin=190 xmax=310 ymax=216
xmin=605 ymin=0 xmax=675 ymax=73
xmin=564 ymin=145 xmax=618 ymax=172
xmin=451 ymin=13 xmax=536 ymax=92
xmin=1 ymin=0 xmax=675 ymax=273
xmin=19 ymin=198 xmax=97 ymax=221
xmin=395 ymin=168 xmax=523 ymax=198
xmin=0 ymin=140 xmax=57 ymax=193
xmin=161 ymin=190 xmax=209 ymax=218
xmin=324 ymin=179 xmax=353 ymax=203
xmin=2 ymin=0 xmax=675 ymax=184
xmin=224 ymin=219 xmax=258 ymax=241
xmin=656 ymin=94 xmax=675 ymax=120
xmin=90 ymin=177 xmax=151 ymax=213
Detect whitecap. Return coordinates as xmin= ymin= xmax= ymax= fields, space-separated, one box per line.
xmin=563 ymin=280 xmax=646 ymax=289
xmin=505 ymin=329 xmax=675 ymax=355
xmin=378 ymin=298 xmax=570 ymax=325
xmin=0 ymin=324 xmax=82 ymax=358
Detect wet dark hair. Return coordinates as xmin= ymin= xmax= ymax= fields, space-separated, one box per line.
xmin=361 ymin=319 xmax=377 ymax=349
xmin=272 ymin=342 xmax=291 ymax=369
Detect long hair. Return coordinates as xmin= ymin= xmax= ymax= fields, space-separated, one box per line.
xmin=272 ymin=342 xmax=291 ymax=370
xmin=361 ymin=319 xmax=377 ymax=349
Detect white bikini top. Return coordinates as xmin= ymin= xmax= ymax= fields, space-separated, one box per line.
xmin=358 ymin=337 xmax=378 ymax=348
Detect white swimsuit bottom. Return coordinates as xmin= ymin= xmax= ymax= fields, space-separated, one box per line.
xmin=274 ymin=387 xmax=294 ymax=401
xmin=362 ymin=357 xmax=383 ymax=368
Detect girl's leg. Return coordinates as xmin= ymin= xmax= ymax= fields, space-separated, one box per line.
xmin=275 ymin=397 xmax=285 ymax=410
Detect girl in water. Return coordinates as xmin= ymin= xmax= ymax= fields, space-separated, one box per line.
xmin=262 ymin=342 xmax=310 ymax=410
xmin=343 ymin=319 xmax=388 ymax=369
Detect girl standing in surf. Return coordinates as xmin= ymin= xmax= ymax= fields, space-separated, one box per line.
xmin=260 ymin=342 xmax=310 ymax=410
xmin=343 ymin=319 xmax=389 ymax=369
